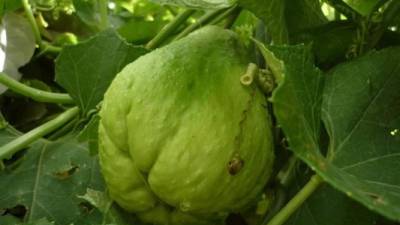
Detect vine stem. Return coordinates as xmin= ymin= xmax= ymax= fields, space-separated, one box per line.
xmin=22 ymin=0 xmax=62 ymax=54
xmin=99 ymin=0 xmax=109 ymax=30
xmin=173 ymin=8 xmax=227 ymax=40
xmin=145 ymin=9 xmax=196 ymax=49
xmin=0 ymin=107 xmax=79 ymax=160
xmin=266 ymin=174 xmax=323 ymax=225
xmin=0 ymin=73 xmax=74 ymax=104
xmin=223 ymin=7 xmax=241 ymax=29
xmin=22 ymin=0 xmax=42 ymax=47
xmin=276 ymin=155 xmax=298 ymax=188
xmin=210 ymin=5 xmax=239 ymax=25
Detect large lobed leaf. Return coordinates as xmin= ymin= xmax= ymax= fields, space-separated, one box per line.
xmin=55 ymin=29 xmax=147 ymax=115
xmin=239 ymin=0 xmax=326 ymax=44
xmin=150 ymin=0 xmax=235 ymax=9
xmin=0 ymin=13 xmax=36 ymax=94
xmin=256 ymin=41 xmax=400 ymax=221
xmin=0 ymin=134 xmax=105 ymax=225
xmin=321 ymin=47 xmax=400 ymax=221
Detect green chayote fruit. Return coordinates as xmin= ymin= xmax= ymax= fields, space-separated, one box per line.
xmin=98 ymin=26 xmax=274 ymax=225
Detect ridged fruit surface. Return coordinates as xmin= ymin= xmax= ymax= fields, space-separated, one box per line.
xmin=98 ymin=26 xmax=274 ymax=225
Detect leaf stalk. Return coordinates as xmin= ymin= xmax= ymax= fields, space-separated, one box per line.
xmin=265 ymin=174 xmax=323 ymax=225
xmin=146 ymin=9 xmax=196 ymax=49
xmin=0 ymin=107 xmax=79 ymax=160
xmin=0 ymin=73 xmax=74 ymax=104
xmin=174 ymin=8 xmax=227 ymax=40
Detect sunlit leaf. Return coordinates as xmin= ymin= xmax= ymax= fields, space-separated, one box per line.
xmin=55 ymin=29 xmax=148 ymax=115
xmin=0 ymin=13 xmax=36 ymax=94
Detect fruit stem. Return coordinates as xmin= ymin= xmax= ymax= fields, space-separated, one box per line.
xmin=265 ymin=174 xmax=323 ymax=225
xmin=146 ymin=9 xmax=196 ymax=49
xmin=0 ymin=73 xmax=74 ymax=104
xmin=0 ymin=107 xmax=79 ymax=160
xmin=174 ymin=8 xmax=227 ymax=40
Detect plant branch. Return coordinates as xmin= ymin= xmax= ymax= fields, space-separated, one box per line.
xmin=0 ymin=73 xmax=74 ymax=104
xmin=210 ymin=5 xmax=239 ymax=25
xmin=224 ymin=7 xmax=241 ymax=29
xmin=382 ymin=0 xmax=400 ymax=25
xmin=174 ymin=8 xmax=227 ymax=40
xmin=323 ymin=0 xmax=362 ymax=20
xmin=146 ymin=9 xmax=196 ymax=49
xmin=99 ymin=0 xmax=109 ymax=29
xmin=0 ymin=107 xmax=80 ymax=160
xmin=164 ymin=5 xmax=178 ymax=16
xmin=371 ymin=0 xmax=390 ymax=13
xmin=276 ymin=155 xmax=298 ymax=188
xmin=40 ymin=41 xmax=63 ymax=54
xmin=266 ymin=174 xmax=323 ymax=225
xmin=47 ymin=117 xmax=78 ymax=140
xmin=22 ymin=0 xmax=42 ymax=47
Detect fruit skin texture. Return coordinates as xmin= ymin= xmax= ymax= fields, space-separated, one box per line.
xmin=98 ymin=26 xmax=274 ymax=225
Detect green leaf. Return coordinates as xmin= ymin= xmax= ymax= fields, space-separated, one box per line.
xmin=260 ymin=41 xmax=400 ymax=221
xmin=78 ymin=189 xmax=142 ymax=225
xmin=78 ymin=189 xmax=111 ymax=214
xmin=0 ymin=137 xmax=105 ymax=225
xmin=0 ymin=112 xmax=7 ymax=129
xmin=286 ymin=167 xmax=389 ymax=225
xmin=256 ymin=43 xmax=324 ymax=160
xmin=0 ymin=13 xmax=36 ymax=94
xmin=0 ymin=1 xmax=23 ymax=17
xmin=321 ymin=47 xmax=400 ymax=221
xmin=239 ymin=0 xmax=288 ymax=44
xmin=150 ymin=0 xmax=235 ymax=9
xmin=55 ymin=29 xmax=148 ymax=115
xmin=1 ymin=214 xmax=22 ymax=225
xmin=345 ymin=0 xmax=380 ymax=16
xmin=24 ymin=218 xmax=55 ymax=225
xmin=383 ymin=0 xmax=400 ymax=28
xmin=291 ymin=21 xmax=357 ymax=68
xmin=239 ymin=0 xmax=326 ymax=44
xmin=284 ymin=0 xmax=327 ymax=34
xmin=0 ymin=126 xmax=19 ymax=144
xmin=72 ymin=0 xmax=102 ymax=29
xmin=78 ymin=114 xmax=99 ymax=155
xmin=1 ymin=217 xmax=55 ymax=225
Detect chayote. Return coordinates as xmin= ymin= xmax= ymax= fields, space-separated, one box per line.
xmin=98 ymin=26 xmax=274 ymax=225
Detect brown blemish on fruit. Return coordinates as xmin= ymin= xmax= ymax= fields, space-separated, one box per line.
xmin=228 ymin=155 xmax=244 ymax=175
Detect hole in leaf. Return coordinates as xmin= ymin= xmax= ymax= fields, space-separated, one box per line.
xmin=226 ymin=213 xmax=247 ymax=225
xmin=53 ymin=165 xmax=79 ymax=180
xmin=366 ymin=192 xmax=385 ymax=205
xmin=3 ymin=205 xmax=27 ymax=218
xmin=2 ymin=148 xmax=28 ymax=170
xmin=78 ymin=202 xmax=94 ymax=214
